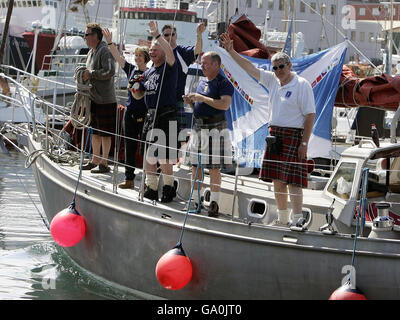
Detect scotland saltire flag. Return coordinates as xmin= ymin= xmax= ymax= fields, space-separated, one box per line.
xmin=215 ymin=41 xmax=348 ymax=168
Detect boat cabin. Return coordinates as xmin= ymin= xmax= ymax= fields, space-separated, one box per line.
xmin=322 ymin=138 xmax=400 ymax=237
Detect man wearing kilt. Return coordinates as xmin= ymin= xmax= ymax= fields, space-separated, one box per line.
xmin=81 ymin=23 xmax=117 ymax=174
xmin=132 ymin=21 xmax=179 ymax=203
xmin=183 ymin=51 xmax=234 ymax=217
xmin=220 ymin=33 xmax=315 ymax=226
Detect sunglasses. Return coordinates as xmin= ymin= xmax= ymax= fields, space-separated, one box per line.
xmin=84 ymin=32 xmax=95 ymax=37
xmin=272 ymin=64 xmax=287 ymax=71
xmin=163 ymin=32 xmax=176 ymax=37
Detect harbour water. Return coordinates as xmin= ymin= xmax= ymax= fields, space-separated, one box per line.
xmin=0 ymin=149 xmax=141 ymax=300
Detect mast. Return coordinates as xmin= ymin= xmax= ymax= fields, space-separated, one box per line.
xmin=283 ymin=0 xmax=288 ymax=32
xmin=292 ymin=0 xmax=296 ymax=57
xmin=0 ymin=0 xmax=15 ymax=64
xmin=389 ymin=0 xmax=394 ymax=74
xmin=0 ymin=0 xmax=14 ymax=95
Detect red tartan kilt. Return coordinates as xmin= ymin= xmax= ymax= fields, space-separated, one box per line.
xmin=259 ymin=126 xmax=308 ymax=188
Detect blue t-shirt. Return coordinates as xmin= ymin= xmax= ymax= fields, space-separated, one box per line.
xmin=194 ymin=73 xmax=234 ymax=118
xmin=140 ymin=61 xmax=178 ymax=109
xmin=174 ymin=45 xmax=196 ymax=103
xmin=123 ymin=62 xmax=147 ymax=113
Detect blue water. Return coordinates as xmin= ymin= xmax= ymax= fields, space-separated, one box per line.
xmin=0 ymin=149 xmax=141 ymax=300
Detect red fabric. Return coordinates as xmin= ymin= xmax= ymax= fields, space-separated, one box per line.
xmin=335 ymin=66 xmax=400 ymax=111
xmin=228 ymin=14 xmax=271 ymax=59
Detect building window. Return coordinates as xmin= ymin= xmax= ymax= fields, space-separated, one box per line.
xmin=369 ymin=32 xmax=374 ymax=42
xmin=359 ymin=8 xmax=365 ymax=16
xmin=331 ymin=4 xmax=336 ymax=15
xmin=268 ymin=0 xmax=273 ymax=10
xmin=310 ymin=2 xmax=316 ymax=14
xmin=300 ymin=2 xmax=305 ymax=12
xmin=279 ymin=0 xmax=284 ymax=11
xmin=351 ymin=31 xmax=356 ymax=41
xmin=360 ymin=32 xmax=365 ymax=42
xmin=257 ymin=0 xmax=262 ymax=9
xmin=372 ymin=7 xmax=379 ymax=16
xmin=246 ymin=0 xmax=251 ymax=7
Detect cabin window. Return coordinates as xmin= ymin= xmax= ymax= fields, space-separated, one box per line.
xmin=27 ymin=0 xmax=31 ymax=6
xmin=22 ymin=1 xmax=27 ymax=7
xmin=327 ymin=162 xmax=357 ymax=200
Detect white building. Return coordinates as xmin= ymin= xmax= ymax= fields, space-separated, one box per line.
xmin=223 ymin=0 xmax=383 ymax=62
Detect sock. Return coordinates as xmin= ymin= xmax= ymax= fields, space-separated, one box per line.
xmin=146 ymin=174 xmax=158 ymax=191
xmin=163 ymin=174 xmax=174 ymax=187
xmin=290 ymin=211 xmax=303 ymax=224
xmin=278 ymin=209 xmax=289 ymax=224
xmin=210 ymin=192 xmax=220 ymax=205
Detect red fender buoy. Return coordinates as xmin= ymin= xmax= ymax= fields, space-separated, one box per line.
xmin=155 ymin=244 xmax=193 ymax=290
xmin=50 ymin=207 xmax=86 ymax=247
xmin=329 ymin=282 xmax=367 ymax=300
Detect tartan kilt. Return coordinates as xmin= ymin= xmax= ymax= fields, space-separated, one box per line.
xmin=90 ymin=100 xmax=117 ymax=137
xmin=187 ymin=120 xmax=233 ymax=169
xmin=259 ymin=126 xmax=308 ymax=188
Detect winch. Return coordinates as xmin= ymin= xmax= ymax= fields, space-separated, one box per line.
xmin=368 ymin=202 xmax=400 ymax=239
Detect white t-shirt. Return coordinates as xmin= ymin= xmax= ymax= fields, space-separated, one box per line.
xmin=259 ymin=70 xmax=316 ymax=128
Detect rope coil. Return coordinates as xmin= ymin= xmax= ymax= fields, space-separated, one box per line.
xmin=70 ymin=66 xmax=92 ymax=129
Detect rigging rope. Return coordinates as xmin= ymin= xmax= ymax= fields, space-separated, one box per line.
xmin=70 ymin=66 xmax=92 ymax=129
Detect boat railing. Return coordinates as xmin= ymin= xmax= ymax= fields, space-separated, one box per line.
xmin=1 ymin=65 xmax=77 ymax=90
xmin=41 ymin=54 xmax=88 ymax=76
xmin=121 ymin=0 xmax=184 ymax=9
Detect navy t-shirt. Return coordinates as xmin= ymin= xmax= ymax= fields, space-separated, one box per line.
xmin=140 ymin=61 xmax=178 ymax=109
xmin=123 ymin=62 xmax=147 ymax=113
xmin=174 ymin=45 xmax=196 ymax=103
xmin=194 ymin=73 xmax=234 ymax=118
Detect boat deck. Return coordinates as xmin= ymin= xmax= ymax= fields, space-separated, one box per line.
xmin=57 ymin=160 xmax=332 ymax=225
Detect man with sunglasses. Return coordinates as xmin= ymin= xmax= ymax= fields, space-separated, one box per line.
xmin=131 ymin=21 xmax=179 ymax=203
xmin=81 ymin=23 xmax=117 ymax=174
xmin=220 ymin=33 xmax=315 ymax=227
xmin=161 ymin=23 xmax=205 ymax=140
